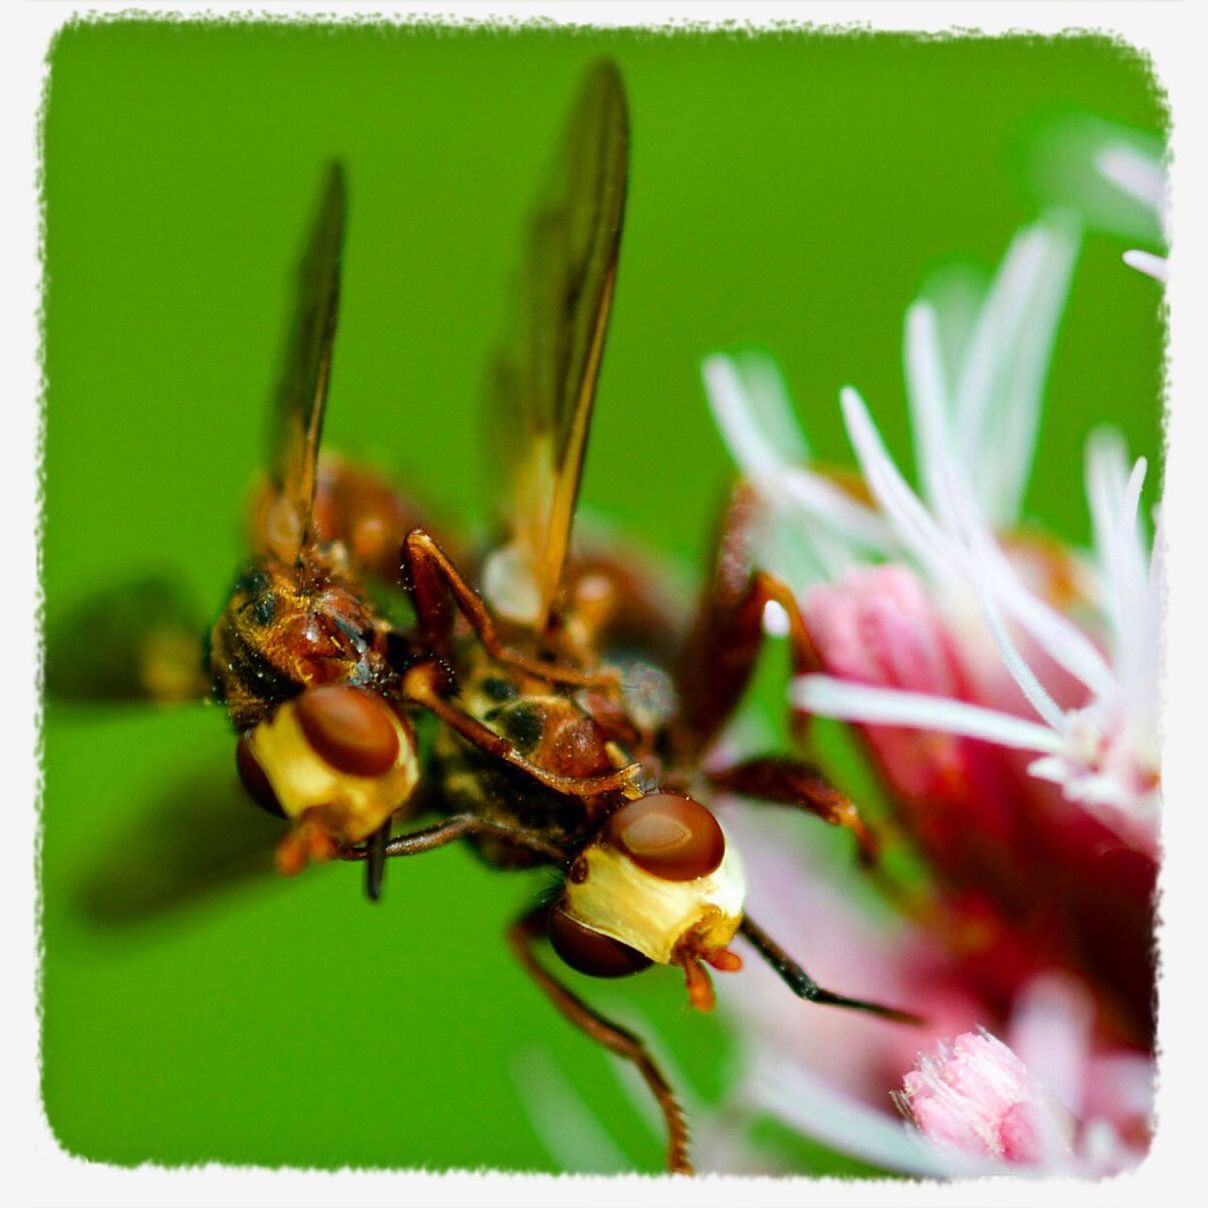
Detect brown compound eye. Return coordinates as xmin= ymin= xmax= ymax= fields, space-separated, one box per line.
xmin=235 ymin=735 xmax=286 ymax=818
xmin=548 ymin=906 xmax=652 ymax=978
xmin=603 ymin=793 xmax=725 ymax=882
xmin=295 ymin=685 xmax=400 ymax=777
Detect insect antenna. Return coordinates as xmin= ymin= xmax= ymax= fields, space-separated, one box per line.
xmin=739 ymin=915 xmax=924 ymax=1025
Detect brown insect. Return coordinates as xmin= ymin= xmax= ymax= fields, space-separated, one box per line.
xmin=206 ymin=165 xmax=637 ymax=896
xmin=205 ymin=161 xmax=425 ymax=889
xmin=58 ymin=61 xmax=921 ymax=1175
xmin=225 ymin=61 xmax=916 ymax=1175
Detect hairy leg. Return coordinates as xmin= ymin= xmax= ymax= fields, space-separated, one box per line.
xmin=708 ymin=755 xmax=879 ymax=865
xmin=402 ymin=528 xmax=617 ymax=690
xmin=675 ymin=485 xmax=819 ymax=755
xmin=402 ymin=661 xmax=643 ymax=801
xmin=508 ymin=905 xmax=693 ymax=1175
xmin=335 ymin=813 xmax=569 ymax=865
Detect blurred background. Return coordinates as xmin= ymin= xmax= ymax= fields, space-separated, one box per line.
xmin=40 ymin=21 xmax=1164 ymax=1173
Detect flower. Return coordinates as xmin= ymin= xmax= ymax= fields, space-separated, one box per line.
xmin=894 ymin=977 xmax=1152 ymax=1176
xmin=794 ymin=385 xmax=1162 ymax=859
xmin=709 ymin=806 xmax=1152 ymax=1177
xmin=706 ymin=201 xmax=1159 ymax=1094
xmin=894 ymin=1029 xmax=1074 ymax=1167
xmin=707 ymin=215 xmax=1160 ymax=1035
xmin=708 ymin=214 xmax=1162 ymax=858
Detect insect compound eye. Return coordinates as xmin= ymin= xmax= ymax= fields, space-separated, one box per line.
xmin=603 ymin=793 xmax=725 ymax=882
xmin=235 ymin=735 xmax=286 ymax=818
xmin=548 ymin=905 xmax=652 ymax=978
xmin=294 ymin=685 xmax=401 ymax=777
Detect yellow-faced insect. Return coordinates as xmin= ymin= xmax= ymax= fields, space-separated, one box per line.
xmin=296 ymin=62 xmax=918 ymax=1173
xmin=54 ymin=61 xmax=920 ymax=1176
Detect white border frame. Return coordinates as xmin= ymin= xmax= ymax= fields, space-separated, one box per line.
xmin=5 ymin=4 xmax=1202 ymax=1206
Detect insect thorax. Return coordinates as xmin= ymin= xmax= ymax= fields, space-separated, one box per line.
xmin=209 ymin=552 xmax=394 ymax=733
xmin=431 ymin=650 xmax=626 ymax=870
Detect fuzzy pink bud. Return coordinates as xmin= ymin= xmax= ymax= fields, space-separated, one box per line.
xmin=895 ymin=1030 xmax=1073 ymax=1166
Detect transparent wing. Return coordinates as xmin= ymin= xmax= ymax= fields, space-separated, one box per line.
xmin=263 ymin=161 xmax=347 ymax=559
xmin=45 ymin=574 xmax=209 ymax=704
xmin=484 ymin=61 xmax=629 ymax=633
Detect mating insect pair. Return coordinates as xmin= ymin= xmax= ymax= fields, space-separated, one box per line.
xmin=90 ymin=62 xmax=920 ymax=1175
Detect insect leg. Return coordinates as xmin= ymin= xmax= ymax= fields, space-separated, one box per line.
xmin=675 ymin=484 xmax=820 ymax=754
xmin=401 ymin=529 xmax=618 ymax=690
xmin=707 ymin=756 xmax=879 ymax=866
xmin=739 ymin=915 xmax=923 ymax=1025
xmin=364 ymin=819 xmax=391 ymax=902
xmin=402 ymin=661 xmax=643 ymax=800
xmin=335 ymin=813 xmax=568 ymax=864
xmin=508 ymin=904 xmax=693 ymax=1176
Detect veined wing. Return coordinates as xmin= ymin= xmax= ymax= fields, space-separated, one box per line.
xmin=483 ymin=61 xmax=629 ymax=634
xmin=45 ymin=574 xmax=209 ymax=704
xmin=261 ymin=162 xmax=347 ymax=561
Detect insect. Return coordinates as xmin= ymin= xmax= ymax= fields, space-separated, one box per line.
xmin=260 ymin=61 xmax=913 ymax=1174
xmin=199 ymin=161 xmax=419 ymax=894
xmin=58 ymin=60 xmax=921 ymax=1176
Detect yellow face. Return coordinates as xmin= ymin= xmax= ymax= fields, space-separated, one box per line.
xmin=548 ymin=794 xmax=748 ymax=1009
xmin=560 ymin=835 xmax=745 ymax=966
xmin=236 ymin=684 xmax=420 ymax=872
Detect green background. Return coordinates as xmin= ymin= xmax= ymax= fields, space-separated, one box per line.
xmin=40 ymin=20 xmax=1165 ymax=1175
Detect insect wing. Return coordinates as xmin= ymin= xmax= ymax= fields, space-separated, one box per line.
xmin=485 ymin=61 xmax=629 ymax=633
xmin=45 ymin=574 xmax=209 ymax=704
xmin=262 ymin=162 xmax=347 ymax=560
